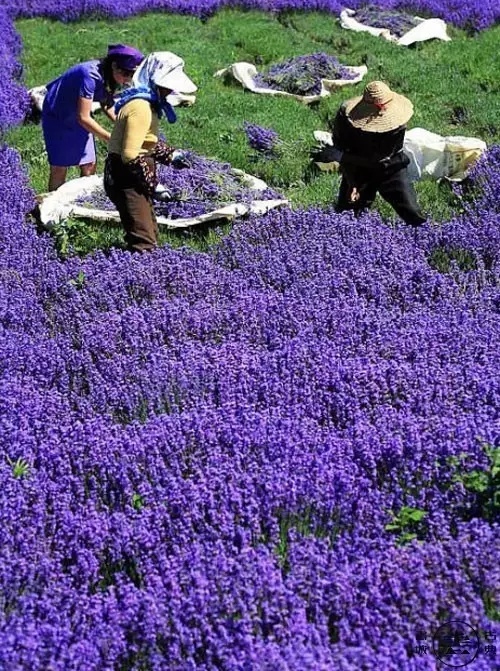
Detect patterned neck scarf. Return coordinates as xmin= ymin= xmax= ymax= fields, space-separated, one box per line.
xmin=114 ymin=86 xmax=177 ymax=123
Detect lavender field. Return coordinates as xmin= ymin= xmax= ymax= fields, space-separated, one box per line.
xmin=1 ymin=1 xmax=500 ymax=669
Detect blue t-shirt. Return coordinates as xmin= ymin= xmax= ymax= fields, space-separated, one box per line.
xmin=43 ymin=60 xmax=107 ymax=124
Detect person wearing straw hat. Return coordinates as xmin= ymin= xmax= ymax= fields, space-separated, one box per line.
xmin=311 ymin=80 xmax=426 ymax=226
xmin=42 ymin=44 xmax=144 ymax=192
xmin=104 ymin=52 xmax=197 ymax=252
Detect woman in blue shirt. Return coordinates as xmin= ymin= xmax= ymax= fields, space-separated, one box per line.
xmin=42 ymin=44 xmax=143 ymax=191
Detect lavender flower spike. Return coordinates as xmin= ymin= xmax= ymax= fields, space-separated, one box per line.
xmin=244 ymin=122 xmax=281 ymax=156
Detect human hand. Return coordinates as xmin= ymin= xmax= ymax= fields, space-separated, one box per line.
xmin=349 ymin=187 xmax=360 ymax=203
xmin=171 ymin=150 xmax=191 ymax=169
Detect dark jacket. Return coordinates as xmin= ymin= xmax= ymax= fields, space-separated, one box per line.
xmin=331 ymin=105 xmax=410 ymax=186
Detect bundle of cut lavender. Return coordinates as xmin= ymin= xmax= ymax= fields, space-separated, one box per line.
xmin=254 ymin=52 xmax=357 ymax=97
xmin=353 ymin=5 xmax=421 ymax=38
xmin=243 ymin=122 xmax=281 ymax=158
xmin=72 ymin=151 xmax=282 ymax=221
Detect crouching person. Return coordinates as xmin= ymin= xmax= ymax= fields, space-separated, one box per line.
xmin=311 ymin=81 xmax=426 ymax=227
xmin=104 ymin=52 xmax=197 ymax=252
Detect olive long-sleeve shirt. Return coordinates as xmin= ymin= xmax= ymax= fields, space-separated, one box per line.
xmin=108 ymin=98 xmax=159 ymax=163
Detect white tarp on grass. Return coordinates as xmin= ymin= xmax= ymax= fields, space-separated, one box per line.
xmin=312 ymin=128 xmax=486 ymax=182
xmin=339 ymin=8 xmax=451 ymax=46
xmin=38 ymin=173 xmax=288 ymax=229
xmin=214 ymin=62 xmax=367 ymax=104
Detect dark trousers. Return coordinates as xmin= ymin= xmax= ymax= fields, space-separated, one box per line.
xmin=336 ymin=164 xmax=426 ymax=226
xmin=104 ymin=154 xmax=158 ymax=252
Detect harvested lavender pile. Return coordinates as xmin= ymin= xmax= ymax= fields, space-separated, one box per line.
xmin=74 ymin=190 xmax=115 ymax=211
xmin=354 ymin=5 xmax=421 ymax=37
xmin=254 ymin=52 xmax=357 ymax=96
xmin=155 ymin=152 xmax=281 ymax=218
xmin=244 ymin=122 xmax=281 ymax=156
xmin=74 ymin=151 xmax=282 ymax=220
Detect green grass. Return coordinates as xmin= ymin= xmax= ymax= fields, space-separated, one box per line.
xmin=9 ymin=9 xmax=500 ymax=254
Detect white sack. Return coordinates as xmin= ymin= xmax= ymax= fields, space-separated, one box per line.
xmin=214 ymin=62 xmax=367 ymax=104
xmin=339 ymin=8 xmax=451 ymax=46
xmin=27 ymin=86 xmax=100 ymax=115
xmin=38 ymin=174 xmax=288 ymax=229
xmin=312 ymin=128 xmax=486 ymax=181
xmin=404 ymin=128 xmax=487 ymax=181
xmin=28 ymin=86 xmax=195 ymax=115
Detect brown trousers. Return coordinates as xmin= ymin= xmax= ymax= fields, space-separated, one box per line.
xmin=104 ymin=154 xmax=158 ymax=252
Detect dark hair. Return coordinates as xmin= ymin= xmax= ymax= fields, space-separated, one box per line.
xmin=99 ymin=56 xmax=119 ymax=107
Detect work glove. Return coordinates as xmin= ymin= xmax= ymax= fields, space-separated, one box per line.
xmin=310 ymin=145 xmax=344 ymax=165
xmin=150 ymin=140 xmax=191 ymax=169
xmin=379 ymin=151 xmax=410 ymax=170
xmin=170 ymin=150 xmax=191 ymax=170
xmin=153 ymin=183 xmax=174 ymax=202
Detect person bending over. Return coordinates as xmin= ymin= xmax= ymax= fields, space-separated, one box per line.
xmin=42 ymin=44 xmax=144 ymax=192
xmin=311 ymin=80 xmax=426 ymax=226
xmin=104 ymin=52 xmax=197 ymax=252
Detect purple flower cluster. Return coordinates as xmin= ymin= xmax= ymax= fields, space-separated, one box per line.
xmin=1 ymin=1 xmax=500 ymax=669
xmin=5 ymin=0 xmax=499 ymax=31
xmin=75 ymin=151 xmax=281 ymax=219
xmin=254 ymin=52 xmax=357 ymax=97
xmin=0 ymin=7 xmax=30 ymax=132
xmin=75 ymin=190 xmax=116 ymax=211
xmin=243 ymin=122 xmax=281 ymax=156
xmin=354 ymin=4 xmax=421 ymax=37
xmin=416 ymin=145 xmax=500 ymax=271
xmin=155 ymin=152 xmax=281 ymax=217
xmin=0 ymin=140 xmax=500 ymax=667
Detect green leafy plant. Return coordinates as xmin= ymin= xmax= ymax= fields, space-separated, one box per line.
xmin=452 ymin=445 xmax=500 ymax=521
xmin=385 ymin=506 xmax=427 ymax=545
xmin=50 ymin=218 xmax=91 ymax=257
xmin=131 ymin=493 xmax=145 ymax=511
xmin=69 ymin=270 xmax=86 ymax=289
xmin=7 ymin=456 xmax=31 ymax=479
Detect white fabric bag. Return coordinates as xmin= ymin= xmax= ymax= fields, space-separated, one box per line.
xmin=404 ymin=128 xmax=487 ymax=181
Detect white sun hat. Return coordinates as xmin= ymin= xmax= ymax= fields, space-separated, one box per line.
xmin=133 ymin=52 xmax=197 ymax=94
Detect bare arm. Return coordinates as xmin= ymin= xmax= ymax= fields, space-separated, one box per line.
xmin=76 ymin=97 xmax=111 ymax=143
xmin=101 ymin=101 xmax=116 ymax=123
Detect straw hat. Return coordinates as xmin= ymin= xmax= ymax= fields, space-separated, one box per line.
xmin=344 ymin=81 xmax=414 ymax=133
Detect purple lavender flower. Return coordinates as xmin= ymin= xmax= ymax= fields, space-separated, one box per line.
xmin=74 ymin=190 xmax=115 ymax=211
xmin=243 ymin=122 xmax=281 ymax=156
xmin=2 ymin=1 xmax=499 ymax=33
xmin=74 ymin=151 xmax=282 ymax=220
xmin=354 ymin=5 xmax=421 ymax=38
xmin=0 ymin=2 xmax=500 ymax=670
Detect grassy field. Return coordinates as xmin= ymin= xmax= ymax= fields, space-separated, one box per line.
xmin=9 ymin=9 xmax=500 ymax=255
